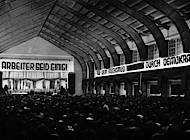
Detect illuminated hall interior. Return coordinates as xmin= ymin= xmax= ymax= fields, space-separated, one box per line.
xmin=0 ymin=0 xmax=190 ymax=140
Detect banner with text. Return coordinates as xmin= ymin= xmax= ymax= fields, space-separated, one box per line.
xmin=144 ymin=53 xmax=190 ymax=70
xmin=95 ymin=53 xmax=190 ymax=78
xmin=95 ymin=64 xmax=127 ymax=77
xmin=0 ymin=59 xmax=74 ymax=72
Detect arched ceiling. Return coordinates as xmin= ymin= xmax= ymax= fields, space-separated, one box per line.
xmin=0 ymin=0 xmax=190 ymax=78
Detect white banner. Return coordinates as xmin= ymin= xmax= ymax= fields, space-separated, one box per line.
xmin=95 ymin=64 xmax=127 ymax=77
xmin=95 ymin=53 xmax=190 ymax=78
xmin=144 ymin=53 xmax=190 ymax=70
xmin=0 ymin=59 xmax=74 ymax=72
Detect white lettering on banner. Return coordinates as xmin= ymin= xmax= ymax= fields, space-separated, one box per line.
xmin=108 ymin=65 xmax=126 ymax=73
xmin=145 ymin=59 xmax=161 ymax=69
xmin=144 ymin=58 xmax=163 ymax=70
xmin=163 ymin=54 xmax=190 ymax=66
xmin=95 ymin=53 xmax=190 ymax=78
xmin=95 ymin=65 xmax=127 ymax=77
xmin=0 ymin=59 xmax=72 ymax=72
xmin=144 ymin=53 xmax=190 ymax=71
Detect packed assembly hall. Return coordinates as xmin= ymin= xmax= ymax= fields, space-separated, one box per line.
xmin=1 ymin=0 xmax=190 ymax=139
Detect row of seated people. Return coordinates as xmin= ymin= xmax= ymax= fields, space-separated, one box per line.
xmin=0 ymin=93 xmax=190 ymax=140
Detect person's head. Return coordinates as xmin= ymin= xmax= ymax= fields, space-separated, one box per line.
xmin=4 ymin=85 xmax=8 ymax=89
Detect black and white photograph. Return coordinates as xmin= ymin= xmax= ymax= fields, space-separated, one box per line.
xmin=0 ymin=0 xmax=190 ymax=139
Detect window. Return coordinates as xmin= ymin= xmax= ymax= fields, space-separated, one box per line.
xmin=132 ymin=50 xmax=140 ymax=62
xmin=99 ymin=60 xmax=104 ymax=69
xmin=168 ymin=39 xmax=175 ymax=56
xmin=176 ymin=38 xmax=183 ymax=54
xmin=92 ymin=62 xmax=95 ymax=71
xmin=150 ymin=85 xmax=160 ymax=95
xmin=107 ymin=57 xmax=110 ymax=68
xmin=99 ymin=60 xmax=101 ymax=69
xmin=120 ymin=54 xmax=125 ymax=65
xmin=168 ymin=38 xmax=183 ymax=56
xmin=148 ymin=44 xmax=159 ymax=60
xmin=171 ymin=84 xmax=182 ymax=96
xmin=109 ymin=57 xmax=114 ymax=68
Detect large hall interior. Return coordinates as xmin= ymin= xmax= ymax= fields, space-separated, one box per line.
xmin=0 ymin=0 xmax=190 ymax=139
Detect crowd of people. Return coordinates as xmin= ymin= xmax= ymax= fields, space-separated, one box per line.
xmin=0 ymin=93 xmax=190 ymax=140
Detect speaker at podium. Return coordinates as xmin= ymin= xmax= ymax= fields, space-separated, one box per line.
xmin=68 ymin=72 xmax=75 ymax=95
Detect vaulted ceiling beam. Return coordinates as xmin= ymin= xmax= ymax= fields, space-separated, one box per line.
xmin=40 ymin=33 xmax=87 ymax=79
xmin=145 ymin=0 xmax=190 ymax=53
xmin=41 ymin=30 xmax=94 ymax=78
xmin=75 ymin=0 xmax=148 ymax=60
xmin=57 ymin=3 xmax=132 ymax=64
xmin=105 ymin=0 xmax=168 ymax=57
xmin=43 ymin=24 xmax=101 ymax=70
xmin=46 ymin=18 xmax=109 ymax=69
xmin=51 ymin=12 xmax=120 ymax=66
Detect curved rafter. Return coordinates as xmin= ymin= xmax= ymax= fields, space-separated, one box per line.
xmin=45 ymin=20 xmax=101 ymax=69
xmin=104 ymin=0 xmax=168 ymax=57
xmin=40 ymin=34 xmax=87 ymax=79
xmin=0 ymin=0 xmax=190 ymax=82
xmin=43 ymin=24 xmax=101 ymax=70
xmin=75 ymin=0 xmax=148 ymax=60
xmin=46 ymin=19 xmax=109 ymax=69
xmin=144 ymin=0 xmax=190 ymax=53
xmin=51 ymin=12 xmax=120 ymax=66
xmin=56 ymin=4 xmax=132 ymax=64
xmin=40 ymin=30 xmax=95 ymax=78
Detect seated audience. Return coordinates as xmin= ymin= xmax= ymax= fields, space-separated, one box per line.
xmin=0 ymin=93 xmax=190 ymax=140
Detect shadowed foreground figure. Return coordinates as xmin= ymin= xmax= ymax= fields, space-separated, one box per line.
xmin=0 ymin=94 xmax=190 ymax=140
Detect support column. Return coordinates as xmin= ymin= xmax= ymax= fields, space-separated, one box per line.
xmin=13 ymin=78 xmax=15 ymax=91
xmin=137 ymin=73 xmax=143 ymax=96
xmin=88 ymin=79 xmax=94 ymax=94
xmin=124 ymin=80 xmax=132 ymax=97
xmin=82 ymin=79 xmax=87 ymax=95
xmin=158 ymin=74 xmax=169 ymax=98
xmin=113 ymin=76 xmax=120 ymax=95
xmin=95 ymin=79 xmax=101 ymax=95
xmin=104 ymin=78 xmax=110 ymax=95
xmin=115 ymin=82 xmax=119 ymax=95
xmin=105 ymin=83 xmax=110 ymax=95
xmin=182 ymin=71 xmax=190 ymax=100
xmin=119 ymin=76 xmax=126 ymax=96
xmin=185 ymin=79 xmax=190 ymax=101
xmin=96 ymin=84 xmax=101 ymax=95
xmin=142 ymin=81 xmax=147 ymax=97
xmin=33 ymin=81 xmax=36 ymax=89
xmin=86 ymin=80 xmax=90 ymax=94
xmin=100 ymin=83 xmax=104 ymax=95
